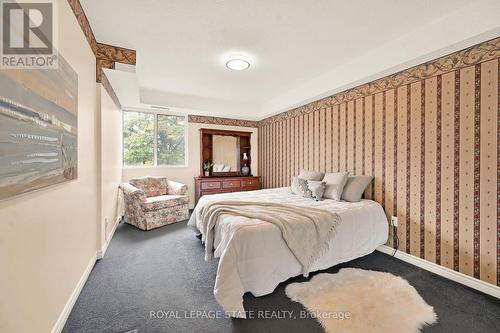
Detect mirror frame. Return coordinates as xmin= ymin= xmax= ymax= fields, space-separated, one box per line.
xmin=199 ymin=128 xmax=253 ymax=177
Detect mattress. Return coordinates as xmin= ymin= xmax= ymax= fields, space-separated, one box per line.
xmin=189 ymin=187 xmax=389 ymax=317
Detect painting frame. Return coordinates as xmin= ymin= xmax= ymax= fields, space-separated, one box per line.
xmin=0 ymin=53 xmax=78 ymax=200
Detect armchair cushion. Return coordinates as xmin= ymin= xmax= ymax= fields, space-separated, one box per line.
xmin=143 ymin=195 xmax=189 ymax=211
xmin=130 ymin=176 xmax=167 ymax=197
xmin=167 ymin=180 xmax=188 ymax=195
xmin=119 ymin=183 xmax=147 ymax=203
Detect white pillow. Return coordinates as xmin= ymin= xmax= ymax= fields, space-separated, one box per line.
xmin=298 ymin=169 xmax=325 ymax=181
xmin=212 ymin=164 xmax=222 ymax=172
xmin=341 ymin=176 xmax=374 ymax=202
xmin=322 ymin=172 xmax=349 ymax=200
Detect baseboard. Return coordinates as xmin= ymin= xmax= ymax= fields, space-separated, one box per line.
xmin=51 ymin=253 xmax=97 ymax=333
xmin=377 ymin=245 xmax=500 ymax=299
xmin=96 ymin=217 xmax=120 ymax=260
xmin=51 ymin=217 xmax=119 ymax=332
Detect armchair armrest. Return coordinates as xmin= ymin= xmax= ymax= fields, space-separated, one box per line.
xmin=167 ymin=180 xmax=188 ymax=195
xmin=119 ymin=183 xmax=147 ymax=202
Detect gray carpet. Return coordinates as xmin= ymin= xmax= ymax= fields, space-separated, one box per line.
xmin=64 ymin=220 xmax=500 ymax=333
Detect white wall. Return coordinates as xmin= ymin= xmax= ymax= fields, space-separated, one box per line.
xmin=122 ymin=122 xmax=258 ymax=208
xmin=0 ymin=2 xmax=98 ymax=333
xmin=98 ymin=85 xmax=122 ymax=250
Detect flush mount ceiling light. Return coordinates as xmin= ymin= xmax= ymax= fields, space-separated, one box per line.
xmin=226 ymin=58 xmax=250 ymax=71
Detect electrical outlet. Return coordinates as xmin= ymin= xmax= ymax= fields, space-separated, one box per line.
xmin=391 ymin=216 xmax=398 ymax=227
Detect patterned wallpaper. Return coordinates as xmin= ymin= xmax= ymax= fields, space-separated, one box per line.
xmin=258 ymin=37 xmax=500 ymax=287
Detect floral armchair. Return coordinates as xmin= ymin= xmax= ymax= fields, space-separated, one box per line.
xmin=119 ymin=176 xmax=189 ymax=230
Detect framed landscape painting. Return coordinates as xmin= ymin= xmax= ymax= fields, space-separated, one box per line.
xmin=0 ymin=55 xmax=78 ymax=200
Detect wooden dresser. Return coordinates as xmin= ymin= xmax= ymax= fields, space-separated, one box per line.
xmin=194 ymin=176 xmax=261 ymax=204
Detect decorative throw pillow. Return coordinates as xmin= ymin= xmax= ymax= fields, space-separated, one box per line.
xmin=298 ymin=169 xmax=325 ymax=181
xmin=341 ymin=176 xmax=374 ymax=202
xmin=291 ymin=177 xmax=313 ymax=198
xmin=322 ymin=172 xmax=349 ymax=200
xmin=130 ymin=177 xmax=167 ymax=197
xmin=307 ymin=180 xmax=326 ymax=201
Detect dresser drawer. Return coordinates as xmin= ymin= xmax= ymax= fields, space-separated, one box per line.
xmin=242 ymin=178 xmax=259 ymax=187
xmin=195 ymin=176 xmax=261 ymax=204
xmin=222 ymin=180 xmax=241 ymax=189
xmin=243 ymin=186 xmax=260 ymax=192
xmin=200 ymin=190 xmax=231 ymax=197
xmin=201 ymin=181 xmax=221 ymax=190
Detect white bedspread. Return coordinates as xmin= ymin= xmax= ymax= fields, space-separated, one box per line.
xmin=188 ymin=187 xmax=388 ymax=318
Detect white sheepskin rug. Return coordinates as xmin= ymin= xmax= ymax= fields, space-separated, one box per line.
xmin=285 ymin=268 xmax=437 ymax=333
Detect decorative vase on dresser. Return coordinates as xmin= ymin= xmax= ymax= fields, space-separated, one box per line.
xmin=241 ymin=164 xmax=250 ymax=175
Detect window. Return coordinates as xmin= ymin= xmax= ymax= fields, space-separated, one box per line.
xmin=123 ymin=111 xmax=187 ymax=167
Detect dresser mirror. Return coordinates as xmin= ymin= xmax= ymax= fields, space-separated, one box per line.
xmin=212 ymin=135 xmax=239 ymax=173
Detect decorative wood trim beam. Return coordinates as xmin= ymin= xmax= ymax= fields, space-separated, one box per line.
xmin=95 ymin=42 xmax=136 ymax=65
xmin=67 ymin=0 xmax=136 ymax=83
xmin=67 ymin=0 xmax=97 ymax=52
xmin=188 ymin=115 xmax=259 ymax=128
xmin=67 ymin=0 xmax=132 ymax=110
xmin=95 ymin=42 xmax=136 ymax=83
xmin=259 ymin=36 xmax=500 ymax=126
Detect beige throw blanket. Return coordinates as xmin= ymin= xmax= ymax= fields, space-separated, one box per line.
xmin=193 ymin=200 xmax=341 ymax=277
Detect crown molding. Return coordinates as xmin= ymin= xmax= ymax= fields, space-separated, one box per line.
xmin=187 ymin=115 xmax=259 ymax=128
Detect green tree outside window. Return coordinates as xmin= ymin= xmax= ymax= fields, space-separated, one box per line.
xmin=157 ymin=114 xmax=186 ymax=166
xmin=122 ymin=111 xmax=186 ymax=166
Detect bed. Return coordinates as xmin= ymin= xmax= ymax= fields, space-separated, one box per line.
xmin=188 ymin=187 xmax=388 ymax=317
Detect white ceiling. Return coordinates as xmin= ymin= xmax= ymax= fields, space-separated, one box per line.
xmin=81 ymin=0 xmax=500 ymax=120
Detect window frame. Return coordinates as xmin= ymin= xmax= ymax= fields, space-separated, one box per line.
xmin=122 ymin=108 xmax=188 ymax=168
